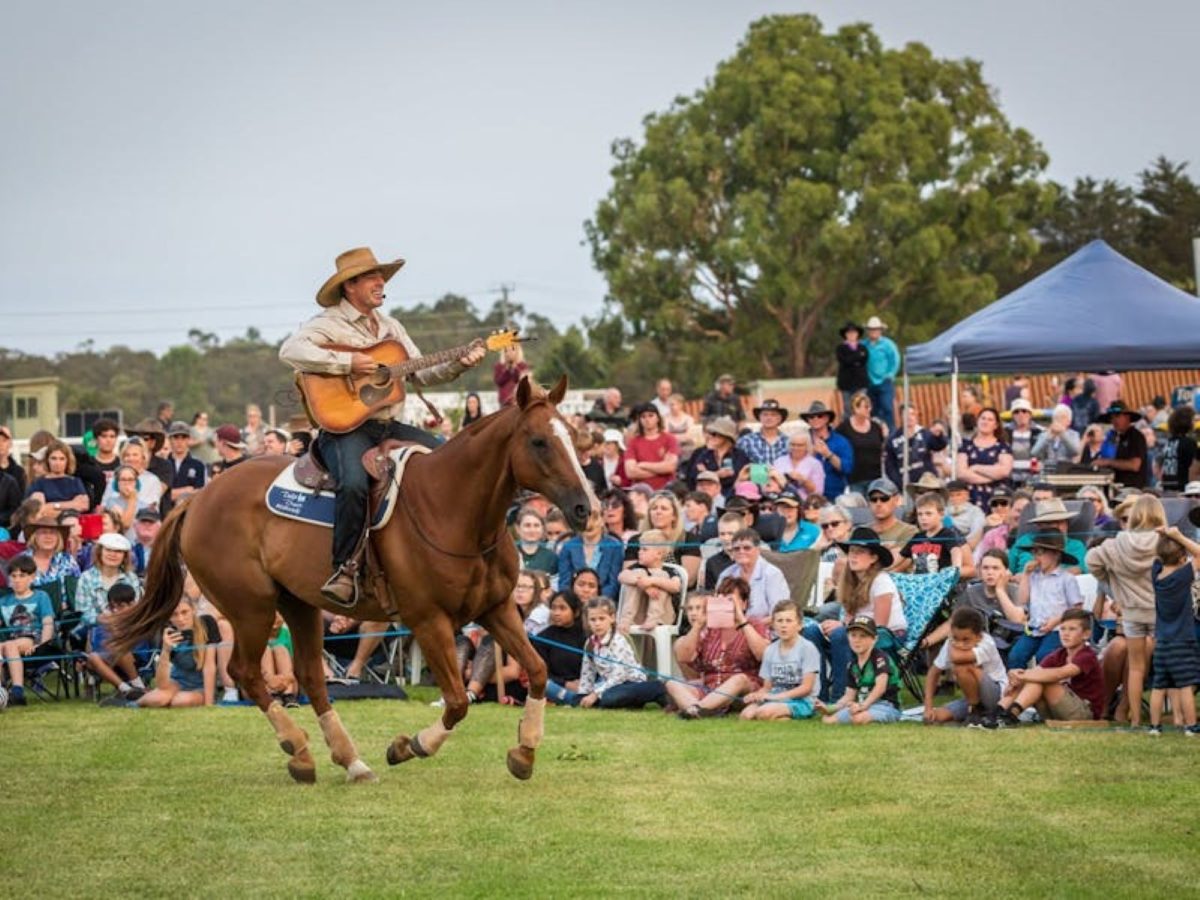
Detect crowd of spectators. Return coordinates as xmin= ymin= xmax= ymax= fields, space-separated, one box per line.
xmin=3 ymin=353 xmax=1200 ymax=735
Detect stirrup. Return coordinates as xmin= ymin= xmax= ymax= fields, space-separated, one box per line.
xmin=321 ymin=564 xmax=360 ymax=609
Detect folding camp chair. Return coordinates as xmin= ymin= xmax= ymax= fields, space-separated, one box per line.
xmin=760 ymin=548 xmax=821 ymax=612
xmin=886 ymin=568 xmax=961 ymax=699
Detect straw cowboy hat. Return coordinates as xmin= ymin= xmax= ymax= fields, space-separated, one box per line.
xmin=1030 ymin=498 xmax=1074 ymax=524
xmin=864 ymin=316 xmax=888 ymax=330
xmin=317 ymin=247 xmax=406 ymax=308
xmin=905 ymin=472 xmax=947 ymax=497
xmin=704 ymin=416 xmax=739 ymax=442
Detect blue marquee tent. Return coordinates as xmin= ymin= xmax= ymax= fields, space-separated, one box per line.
xmin=905 ymin=240 xmax=1200 ymax=375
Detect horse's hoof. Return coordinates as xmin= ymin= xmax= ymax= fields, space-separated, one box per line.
xmin=387 ymin=735 xmax=417 ymax=766
xmin=287 ymin=759 xmax=317 ymax=784
xmin=506 ymin=746 xmax=535 ymax=781
xmin=346 ymin=759 xmax=378 ymax=783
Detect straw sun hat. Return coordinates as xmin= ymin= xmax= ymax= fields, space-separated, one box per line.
xmin=316 ymin=247 xmax=406 ymax=308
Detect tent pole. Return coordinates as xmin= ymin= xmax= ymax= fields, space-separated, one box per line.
xmin=901 ymin=363 xmax=910 ymax=495
xmin=950 ymin=357 xmax=959 ymax=479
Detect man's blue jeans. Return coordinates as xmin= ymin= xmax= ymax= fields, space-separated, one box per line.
xmin=868 ymin=380 xmax=895 ymax=428
xmin=316 ymin=419 xmax=439 ymax=567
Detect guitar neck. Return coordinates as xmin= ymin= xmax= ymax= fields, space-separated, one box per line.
xmin=385 ymin=341 xmax=477 ymax=380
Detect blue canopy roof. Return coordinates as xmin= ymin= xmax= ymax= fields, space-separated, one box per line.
xmin=905 ymin=240 xmax=1200 ymax=374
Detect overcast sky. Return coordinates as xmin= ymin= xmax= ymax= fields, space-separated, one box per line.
xmin=3 ymin=1 xmax=1197 ymax=358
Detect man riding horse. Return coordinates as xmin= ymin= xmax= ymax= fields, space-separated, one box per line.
xmin=279 ymin=247 xmax=486 ymax=606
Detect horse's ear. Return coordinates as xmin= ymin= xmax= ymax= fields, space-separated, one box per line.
xmin=516 ymin=375 xmax=534 ymax=410
xmin=548 ymin=375 xmax=569 ymax=405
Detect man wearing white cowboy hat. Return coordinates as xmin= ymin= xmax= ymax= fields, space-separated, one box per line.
xmin=280 ymin=247 xmax=486 ymax=606
xmin=863 ymin=315 xmax=900 ymax=429
xmin=737 ymin=399 xmax=789 ymax=465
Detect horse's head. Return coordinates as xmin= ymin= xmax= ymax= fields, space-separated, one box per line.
xmin=511 ymin=375 xmax=596 ymax=532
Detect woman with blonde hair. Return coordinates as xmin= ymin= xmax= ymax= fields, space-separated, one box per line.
xmin=101 ymin=442 xmax=163 ymax=513
xmin=624 ymin=490 xmax=699 ymax=586
xmin=664 ymin=393 xmax=694 ymax=435
xmin=1085 ymin=494 xmax=1165 ymax=726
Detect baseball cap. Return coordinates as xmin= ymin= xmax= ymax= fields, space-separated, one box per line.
xmin=1183 ymin=481 xmax=1200 ymax=498
xmin=846 ymin=615 xmax=878 ymax=637
xmin=866 ymin=477 xmax=899 ymax=498
xmin=945 ymin=479 xmax=969 ymax=493
xmin=167 ymin=420 xmax=192 ymax=437
xmin=602 ymin=428 xmax=626 ymax=450
xmin=1010 ymin=398 xmax=1034 ymax=413
xmin=135 ymin=508 xmax=161 ymax=523
xmin=96 ymin=532 xmax=132 ymax=552
xmin=695 ymin=471 xmax=721 ymax=484
xmin=215 ymin=425 xmax=245 ymax=447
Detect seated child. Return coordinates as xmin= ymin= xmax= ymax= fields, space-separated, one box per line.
xmin=899 ymin=492 xmax=969 ymax=577
xmin=922 ymin=607 xmax=1007 ymax=727
xmin=665 ymin=579 xmax=770 ymax=718
xmin=1006 ymin=531 xmax=1083 ymax=669
xmin=617 ymin=529 xmax=681 ymax=632
xmin=819 ymin=615 xmax=903 ymax=725
xmin=85 ymin=582 xmax=148 ymax=700
xmin=138 ymin=595 xmax=218 ymax=708
xmin=740 ymin=600 xmax=820 ymax=721
xmin=921 ymin=549 xmax=1026 ymax=652
xmin=537 ymin=590 xmax=587 ymax=703
xmin=262 ymin=611 xmax=298 ymax=707
xmin=0 ymin=555 xmax=57 ymax=707
xmin=1147 ymin=528 xmax=1200 ymax=736
xmin=547 ymin=597 xmax=666 ymax=709
xmin=995 ymin=608 xmax=1103 ymax=725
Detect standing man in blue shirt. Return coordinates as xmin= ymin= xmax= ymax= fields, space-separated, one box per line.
xmin=864 ymin=315 xmax=900 ymax=428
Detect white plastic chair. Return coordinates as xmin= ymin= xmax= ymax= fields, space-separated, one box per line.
xmin=619 ymin=561 xmax=688 ymax=679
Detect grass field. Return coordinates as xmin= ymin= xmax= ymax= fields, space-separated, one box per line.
xmin=3 ymin=690 xmax=1199 ymax=897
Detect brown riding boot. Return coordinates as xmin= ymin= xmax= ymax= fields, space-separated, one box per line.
xmin=321 ymin=563 xmax=359 ymax=609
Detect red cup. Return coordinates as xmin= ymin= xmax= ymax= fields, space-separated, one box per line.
xmin=80 ymin=513 xmax=104 ymax=542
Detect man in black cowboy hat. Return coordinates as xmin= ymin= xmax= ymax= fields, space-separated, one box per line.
xmin=799 ymin=401 xmax=854 ymax=499
xmin=737 ymin=399 xmax=789 ymax=465
xmin=1091 ymin=401 xmax=1147 ymax=489
xmin=280 ymin=247 xmax=486 ymax=607
xmin=835 ymin=322 xmax=869 ymax=418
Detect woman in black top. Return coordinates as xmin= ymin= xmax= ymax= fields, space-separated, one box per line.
xmin=835 ymin=390 xmax=887 ymax=495
xmin=536 ymin=590 xmax=587 ymax=694
xmin=835 ymin=322 xmax=869 ymax=419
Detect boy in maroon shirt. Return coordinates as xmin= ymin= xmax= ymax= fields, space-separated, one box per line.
xmin=995 ymin=608 xmax=1103 ymax=725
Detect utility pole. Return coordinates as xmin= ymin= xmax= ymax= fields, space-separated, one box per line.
xmin=496 ymin=283 xmax=516 ymax=327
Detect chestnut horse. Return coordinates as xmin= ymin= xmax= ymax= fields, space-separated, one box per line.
xmin=109 ymin=376 xmax=592 ymax=783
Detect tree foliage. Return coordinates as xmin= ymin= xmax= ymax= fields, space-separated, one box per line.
xmin=586 ymin=14 xmax=1054 ymax=378
xmin=1020 ymin=157 xmax=1200 ymax=294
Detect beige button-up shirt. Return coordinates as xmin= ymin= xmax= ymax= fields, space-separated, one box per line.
xmin=280 ymin=300 xmax=464 ymax=422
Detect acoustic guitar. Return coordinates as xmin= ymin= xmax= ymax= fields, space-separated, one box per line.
xmin=297 ymin=329 xmax=522 ymax=433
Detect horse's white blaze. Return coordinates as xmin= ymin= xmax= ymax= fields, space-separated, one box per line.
xmin=550 ymin=418 xmax=597 ymax=508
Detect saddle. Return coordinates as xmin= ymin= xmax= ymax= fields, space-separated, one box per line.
xmin=293 ymin=438 xmax=412 ymax=493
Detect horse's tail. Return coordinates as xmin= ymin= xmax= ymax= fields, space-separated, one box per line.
xmin=107 ymin=500 xmax=189 ymax=657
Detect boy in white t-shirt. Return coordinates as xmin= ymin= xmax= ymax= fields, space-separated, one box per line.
xmin=922 ymin=607 xmax=1006 ymax=728
xmin=740 ymin=601 xmax=820 ymax=720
